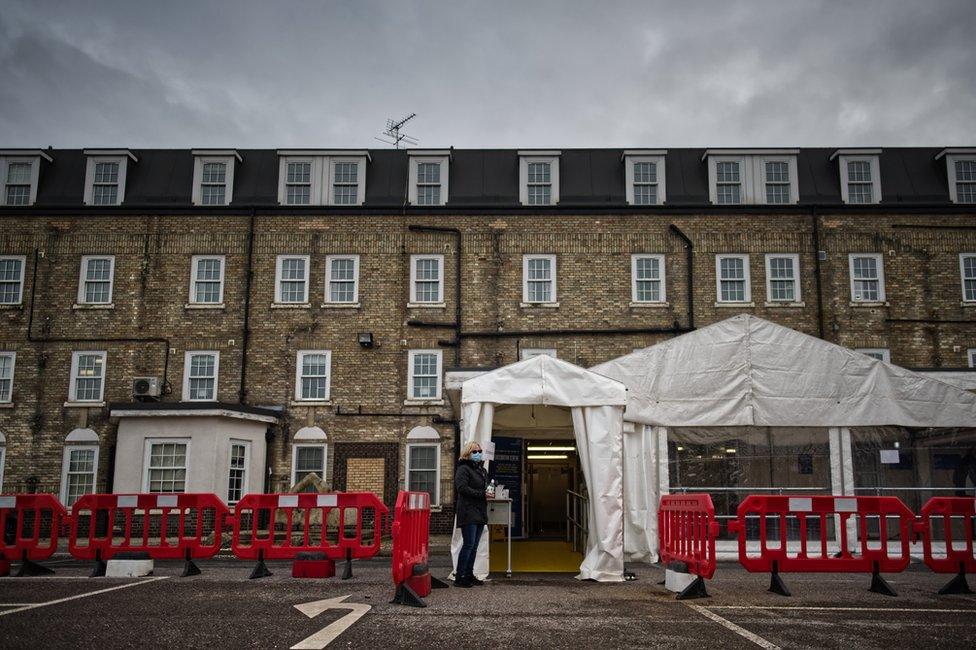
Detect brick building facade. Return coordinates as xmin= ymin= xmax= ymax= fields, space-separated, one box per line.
xmin=0 ymin=146 xmax=973 ymax=532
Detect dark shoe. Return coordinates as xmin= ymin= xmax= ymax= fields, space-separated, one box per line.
xmin=470 ymin=577 xmax=485 ymax=586
xmin=455 ymin=576 xmax=472 ymax=588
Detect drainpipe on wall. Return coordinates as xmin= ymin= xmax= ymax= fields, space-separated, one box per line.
xmin=668 ymin=225 xmax=695 ymax=331
xmin=238 ymin=209 xmax=256 ymax=403
xmin=811 ymin=206 xmax=826 ymax=339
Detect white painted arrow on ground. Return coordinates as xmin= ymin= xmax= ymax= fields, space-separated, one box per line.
xmin=291 ymin=595 xmax=372 ymax=650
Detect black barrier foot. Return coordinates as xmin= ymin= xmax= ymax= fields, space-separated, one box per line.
xmin=181 ymin=559 xmax=202 ymax=577
xmin=430 ymin=575 xmax=450 ymax=589
xmin=390 ymin=583 xmax=427 ymax=608
xmin=341 ymin=549 xmax=353 ymax=580
xmin=249 ymin=559 xmax=272 ymax=579
xmin=937 ymin=569 xmax=974 ymax=596
xmin=90 ymin=560 xmax=107 ymax=577
xmin=768 ymin=572 xmax=792 ymax=597
xmin=15 ymin=559 xmax=54 ymax=577
xmin=675 ymin=576 xmax=709 ymax=600
xmin=868 ymin=567 xmax=898 ymax=597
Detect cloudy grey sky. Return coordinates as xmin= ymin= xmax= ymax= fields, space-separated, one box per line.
xmin=1 ymin=0 xmax=974 ymax=149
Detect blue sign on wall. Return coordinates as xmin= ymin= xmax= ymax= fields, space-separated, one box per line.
xmin=490 ymin=436 xmax=524 ymax=538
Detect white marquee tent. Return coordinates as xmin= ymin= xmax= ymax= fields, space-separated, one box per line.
xmin=452 ymin=354 xmax=629 ymax=582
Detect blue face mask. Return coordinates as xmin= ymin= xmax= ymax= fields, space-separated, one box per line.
xmin=471 ymin=452 xmax=483 ymax=462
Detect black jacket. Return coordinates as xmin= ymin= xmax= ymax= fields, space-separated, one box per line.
xmin=454 ymin=459 xmax=488 ymax=527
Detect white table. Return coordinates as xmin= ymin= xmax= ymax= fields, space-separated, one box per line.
xmin=487 ymin=498 xmax=513 ymax=578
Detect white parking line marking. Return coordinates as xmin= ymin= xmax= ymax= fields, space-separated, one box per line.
xmin=684 ymin=603 xmax=780 ymax=650
xmin=705 ymin=605 xmax=974 ymax=614
xmin=0 ymin=577 xmax=168 ymax=617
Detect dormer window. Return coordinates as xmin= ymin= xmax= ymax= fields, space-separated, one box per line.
xmin=704 ymin=150 xmax=798 ymax=205
xmin=0 ymin=150 xmax=51 ymax=207
xmin=831 ymin=149 xmax=881 ymax=205
xmin=623 ymin=150 xmax=666 ymax=205
xmin=192 ymin=150 xmax=240 ymax=206
xmin=519 ymin=151 xmax=560 ymax=206
xmin=936 ymin=148 xmax=976 ymax=204
xmin=408 ymin=151 xmax=450 ymax=206
xmin=83 ymin=150 xmax=136 ymax=206
xmin=277 ymin=151 xmax=369 ymax=206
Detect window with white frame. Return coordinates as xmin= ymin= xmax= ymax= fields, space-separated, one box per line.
xmin=519 ymin=153 xmax=560 ymax=206
xmin=408 ymin=154 xmax=450 ymax=206
xmin=523 ymin=254 xmax=557 ymax=304
xmin=325 ymin=255 xmax=359 ymax=304
xmin=77 ymin=255 xmax=115 ymax=305
xmin=408 ymin=350 xmax=442 ymax=401
xmin=292 ymin=444 xmax=327 ymax=486
xmin=4 ymin=160 xmax=32 ymax=206
xmin=69 ymin=351 xmax=106 ymax=403
xmin=144 ymin=440 xmax=188 ymax=493
xmin=960 ymin=253 xmax=976 ymax=303
xmin=764 ymin=161 xmax=791 ymax=204
xmin=410 ymin=255 xmax=444 ymax=304
xmin=624 ymin=152 xmax=667 ymax=206
xmin=0 ymin=255 xmax=25 ymax=304
xmin=331 ymin=160 xmax=360 ymax=205
xmin=275 ymin=255 xmax=310 ymax=304
xmin=83 ymin=152 xmax=133 ymax=206
xmin=631 ymin=254 xmax=666 ymax=303
xmin=92 ymin=161 xmax=119 ymax=205
xmin=61 ymin=446 xmax=98 ymax=506
xmin=955 ymin=160 xmax=976 ymax=203
xmin=969 ymin=349 xmax=976 ymax=368
xmin=849 ymin=253 xmax=886 ymax=303
xmin=715 ymin=161 xmax=741 ymax=204
xmin=520 ymin=348 xmax=556 ymax=360
xmin=201 ymin=162 xmax=227 ymax=205
xmin=227 ymin=441 xmax=249 ymax=503
xmin=856 ymin=348 xmax=890 ymax=362
xmin=716 ymin=254 xmax=751 ymax=303
xmin=191 ymin=151 xmax=239 ymax=206
xmin=77 ymin=257 xmax=113 ymax=307
xmin=406 ymin=444 xmax=440 ymax=505
xmin=0 ymin=444 xmax=5 ymax=491
xmin=183 ymin=351 xmax=218 ymax=401
xmin=295 ymin=350 xmax=331 ymax=402
xmin=764 ymin=254 xmax=801 ymax=303
xmin=0 ymin=352 xmax=14 ymax=403
xmin=189 ymin=255 xmax=225 ymax=304
xmin=285 ymin=161 xmax=312 ymax=205
xmin=834 ymin=152 xmax=881 ymax=205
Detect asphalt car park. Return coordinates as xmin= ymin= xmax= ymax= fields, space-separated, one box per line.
xmin=1 ymin=556 xmax=974 ymax=649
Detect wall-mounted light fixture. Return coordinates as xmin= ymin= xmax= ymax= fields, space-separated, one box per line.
xmin=358 ymin=332 xmax=374 ymax=348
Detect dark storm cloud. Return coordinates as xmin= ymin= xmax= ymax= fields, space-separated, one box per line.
xmin=0 ymin=0 xmax=973 ymax=148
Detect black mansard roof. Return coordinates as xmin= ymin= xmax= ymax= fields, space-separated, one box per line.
xmin=2 ymin=147 xmax=969 ymax=208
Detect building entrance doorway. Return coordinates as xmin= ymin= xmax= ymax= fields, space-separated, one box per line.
xmin=526 ymin=442 xmax=579 ymax=538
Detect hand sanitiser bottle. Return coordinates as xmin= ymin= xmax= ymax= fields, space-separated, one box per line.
xmin=487 ymin=479 xmax=496 ymax=498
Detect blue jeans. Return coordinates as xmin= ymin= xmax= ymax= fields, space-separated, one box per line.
xmin=457 ymin=523 xmax=485 ymax=579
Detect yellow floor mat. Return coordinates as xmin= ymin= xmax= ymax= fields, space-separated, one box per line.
xmin=489 ymin=540 xmax=583 ymax=573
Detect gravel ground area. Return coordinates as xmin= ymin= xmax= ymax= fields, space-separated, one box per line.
xmin=1 ymin=555 xmax=974 ymax=649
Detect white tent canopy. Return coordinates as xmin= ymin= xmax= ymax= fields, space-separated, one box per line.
xmin=453 ymin=354 xmax=629 ymax=582
xmin=591 ymin=314 xmax=976 ymax=428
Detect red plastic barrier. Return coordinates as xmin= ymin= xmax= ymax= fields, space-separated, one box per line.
xmin=916 ymin=497 xmax=976 ymax=595
xmin=68 ymin=493 xmax=230 ymax=575
xmin=390 ymin=491 xmax=436 ymax=606
xmin=230 ymin=492 xmax=388 ymax=578
xmin=0 ymin=494 xmax=68 ymax=575
xmin=658 ymin=493 xmax=720 ymax=581
xmin=726 ymin=494 xmax=915 ymax=595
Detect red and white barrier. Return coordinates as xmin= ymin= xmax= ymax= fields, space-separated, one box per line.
xmin=390 ymin=491 xmax=448 ymax=607
xmin=916 ymin=496 xmax=976 ymax=595
xmin=658 ymin=493 xmax=721 ymax=599
xmin=0 ymin=494 xmax=68 ymax=576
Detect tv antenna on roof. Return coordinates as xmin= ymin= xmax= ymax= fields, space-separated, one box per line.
xmin=376 ymin=113 xmax=419 ymax=148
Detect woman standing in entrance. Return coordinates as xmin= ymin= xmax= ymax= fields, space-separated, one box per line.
xmin=454 ymin=440 xmax=488 ymax=587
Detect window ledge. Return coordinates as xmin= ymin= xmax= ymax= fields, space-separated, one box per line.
xmin=321 ymin=303 xmax=361 ymax=309
xmin=849 ymin=301 xmax=890 ymax=307
xmin=764 ymin=301 xmax=806 ymax=308
xmin=0 ymin=303 xmax=23 ymax=310
xmin=407 ymin=302 xmax=446 ymax=309
xmin=73 ymin=303 xmax=114 ymax=310
xmin=430 ymin=505 xmax=443 ymax=512
xmin=184 ymin=303 xmax=225 ymax=310
xmin=64 ymin=401 xmax=105 ymax=408
xmin=271 ymin=302 xmax=311 ymax=309
xmin=290 ymin=400 xmax=332 ymax=407
xmin=714 ymin=302 xmax=755 ymax=308
xmin=403 ymin=399 xmax=445 ymax=407
xmin=961 ymin=301 xmax=976 ymax=308
xmin=629 ymin=301 xmax=670 ymax=308
xmin=0 ymin=402 xmax=14 ymax=409
xmin=520 ymin=302 xmax=560 ymax=308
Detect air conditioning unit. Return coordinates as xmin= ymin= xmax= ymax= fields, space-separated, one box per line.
xmin=132 ymin=376 xmax=161 ymax=399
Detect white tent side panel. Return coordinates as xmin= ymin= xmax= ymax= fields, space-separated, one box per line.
xmin=592 ymin=314 xmax=976 ymax=428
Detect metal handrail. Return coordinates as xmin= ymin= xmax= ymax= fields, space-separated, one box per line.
xmin=670 ymin=487 xmax=830 ymax=493
xmin=565 ymin=490 xmax=588 ymax=554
